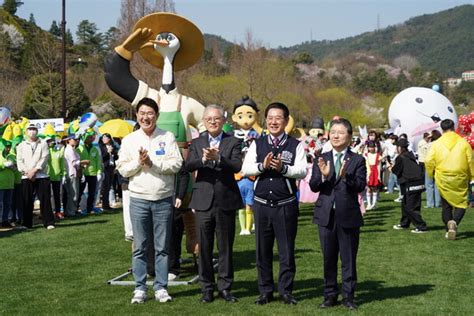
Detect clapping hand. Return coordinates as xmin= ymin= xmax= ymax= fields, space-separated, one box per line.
xmin=269 ymin=154 xmax=283 ymax=172
xmin=203 ymin=147 xmax=219 ymax=162
xmin=339 ymin=159 xmax=349 ymax=178
xmin=317 ymin=157 xmax=331 ymax=177
xmin=139 ymin=147 xmax=152 ymax=168
xmin=262 ymin=152 xmax=273 ymax=169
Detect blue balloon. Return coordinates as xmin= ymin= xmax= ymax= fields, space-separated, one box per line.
xmin=432 ymin=84 xmax=440 ymax=92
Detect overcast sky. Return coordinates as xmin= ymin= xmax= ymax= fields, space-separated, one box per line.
xmin=17 ymin=0 xmax=473 ymax=48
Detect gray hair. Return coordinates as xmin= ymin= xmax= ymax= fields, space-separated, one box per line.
xmin=203 ymin=104 xmax=226 ymax=120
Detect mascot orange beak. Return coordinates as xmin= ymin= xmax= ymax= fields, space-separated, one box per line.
xmin=151 ymin=39 xmax=169 ymax=47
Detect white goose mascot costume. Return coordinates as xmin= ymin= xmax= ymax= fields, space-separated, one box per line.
xmin=104 ymin=13 xmax=206 ymax=152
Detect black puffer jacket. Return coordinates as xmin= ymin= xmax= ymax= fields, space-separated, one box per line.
xmin=391 ymin=150 xmax=424 ymax=185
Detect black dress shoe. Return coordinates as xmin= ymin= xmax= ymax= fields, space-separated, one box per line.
xmin=319 ymin=296 xmax=338 ymax=308
xmin=342 ymin=298 xmax=358 ymax=310
xmin=200 ymin=291 xmax=214 ymax=303
xmin=219 ymin=290 xmax=238 ymax=302
xmin=280 ymin=293 xmax=297 ymax=305
xmin=255 ymin=293 xmax=274 ymax=305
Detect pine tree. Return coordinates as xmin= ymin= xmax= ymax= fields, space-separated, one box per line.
xmin=49 ymin=21 xmax=61 ymax=37
xmin=28 ymin=13 xmax=36 ymax=25
xmin=2 ymin=0 xmax=24 ymax=15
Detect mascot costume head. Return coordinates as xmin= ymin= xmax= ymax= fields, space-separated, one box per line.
xmin=388 ymin=87 xmax=458 ymax=147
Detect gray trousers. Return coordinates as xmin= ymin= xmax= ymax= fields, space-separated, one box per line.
xmin=64 ymin=176 xmax=79 ymax=216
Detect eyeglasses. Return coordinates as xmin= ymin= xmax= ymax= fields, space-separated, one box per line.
xmin=204 ymin=117 xmax=223 ymax=123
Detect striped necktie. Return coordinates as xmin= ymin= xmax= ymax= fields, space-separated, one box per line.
xmin=335 ymin=152 xmax=343 ymax=178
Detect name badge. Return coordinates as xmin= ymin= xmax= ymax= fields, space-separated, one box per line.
xmin=155 ymin=142 xmax=166 ymax=156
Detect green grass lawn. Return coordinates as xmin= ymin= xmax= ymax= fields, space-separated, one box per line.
xmin=1 ymin=193 xmax=473 ymax=315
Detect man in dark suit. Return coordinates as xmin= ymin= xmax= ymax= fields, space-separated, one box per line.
xmin=185 ymin=104 xmax=243 ymax=303
xmin=309 ymin=118 xmax=366 ymax=310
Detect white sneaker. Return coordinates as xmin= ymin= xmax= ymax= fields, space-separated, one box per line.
xmin=46 ymin=225 xmax=55 ymax=230
xmin=131 ymin=289 xmax=147 ymax=304
xmin=393 ymin=224 xmax=407 ymax=230
xmin=155 ymin=289 xmax=172 ymax=303
xmin=447 ymin=220 xmax=457 ymax=240
xmin=394 ymin=197 xmax=402 ymax=203
xmin=168 ymin=273 xmax=178 ymax=281
xmin=366 ymin=204 xmax=373 ymax=210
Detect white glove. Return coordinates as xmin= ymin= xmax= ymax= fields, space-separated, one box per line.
xmin=81 ymin=175 xmax=86 ymax=183
xmin=61 ymin=176 xmax=66 ymax=186
xmin=3 ymin=161 xmax=13 ymax=168
xmin=96 ymin=173 xmax=103 ymax=183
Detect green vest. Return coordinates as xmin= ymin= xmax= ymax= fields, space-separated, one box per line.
xmin=0 ymin=150 xmax=15 ymax=190
xmin=48 ymin=146 xmax=65 ymax=181
xmin=77 ymin=144 xmax=102 ymax=176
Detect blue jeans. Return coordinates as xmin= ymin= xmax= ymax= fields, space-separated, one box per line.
xmin=0 ymin=189 xmax=13 ymax=223
xmin=425 ymin=172 xmax=440 ymax=207
xmin=387 ymin=172 xmax=399 ymax=193
xmin=130 ymin=196 xmax=173 ymax=291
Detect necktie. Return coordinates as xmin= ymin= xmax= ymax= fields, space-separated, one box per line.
xmin=272 ymin=137 xmax=279 ymax=147
xmin=335 ymin=152 xmax=343 ymax=178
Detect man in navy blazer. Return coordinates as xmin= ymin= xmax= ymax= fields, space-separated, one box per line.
xmin=185 ymin=104 xmax=243 ymax=304
xmin=310 ymin=118 xmax=366 ymax=310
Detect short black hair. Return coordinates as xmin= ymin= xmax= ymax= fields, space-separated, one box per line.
xmin=329 ymin=118 xmax=353 ymax=135
xmin=234 ymin=95 xmax=259 ymax=113
xmin=440 ymin=119 xmax=455 ymax=132
xmin=264 ymin=102 xmax=289 ymax=118
xmin=136 ymin=97 xmax=159 ymax=114
xmin=431 ymin=129 xmax=442 ymax=140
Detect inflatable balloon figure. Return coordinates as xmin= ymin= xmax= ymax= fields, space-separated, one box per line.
xmin=104 ymin=12 xmax=206 ymax=154
xmin=456 ymin=111 xmax=474 ymax=149
xmin=302 ymin=117 xmax=325 ymax=159
xmin=104 ymin=12 xmax=204 ymax=257
xmin=388 ymin=87 xmax=458 ymax=147
xmin=0 ymin=107 xmax=12 ymax=151
xmin=78 ymin=112 xmax=98 ymax=135
xmin=232 ymin=95 xmax=260 ymax=151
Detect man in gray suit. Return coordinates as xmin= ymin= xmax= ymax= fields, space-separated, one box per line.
xmin=185 ymin=104 xmax=243 ymax=303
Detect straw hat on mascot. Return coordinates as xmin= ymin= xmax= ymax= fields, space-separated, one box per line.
xmin=104 ymin=12 xmax=206 ymax=156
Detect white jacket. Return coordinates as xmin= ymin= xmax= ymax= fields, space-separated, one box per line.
xmin=117 ymin=127 xmax=183 ymax=201
xmin=16 ymin=139 xmax=50 ymax=179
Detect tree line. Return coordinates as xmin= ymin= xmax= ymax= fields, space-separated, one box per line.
xmin=0 ymin=0 xmax=472 ymax=129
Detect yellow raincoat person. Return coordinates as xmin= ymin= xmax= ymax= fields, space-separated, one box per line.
xmin=425 ymin=131 xmax=474 ymax=209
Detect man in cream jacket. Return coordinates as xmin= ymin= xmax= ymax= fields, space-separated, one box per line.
xmin=16 ymin=123 xmax=55 ymax=230
xmin=117 ymin=97 xmax=183 ymax=304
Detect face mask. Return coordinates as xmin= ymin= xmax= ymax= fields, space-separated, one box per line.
xmin=27 ymin=130 xmax=38 ymax=138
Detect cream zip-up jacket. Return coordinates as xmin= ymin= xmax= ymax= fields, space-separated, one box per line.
xmin=16 ymin=138 xmax=50 ymax=179
xmin=117 ymin=127 xmax=183 ymax=201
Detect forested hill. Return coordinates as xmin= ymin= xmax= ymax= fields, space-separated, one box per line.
xmin=277 ymin=5 xmax=474 ymax=76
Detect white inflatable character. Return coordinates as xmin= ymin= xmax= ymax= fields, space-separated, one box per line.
xmin=388 ymin=87 xmax=458 ymax=147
